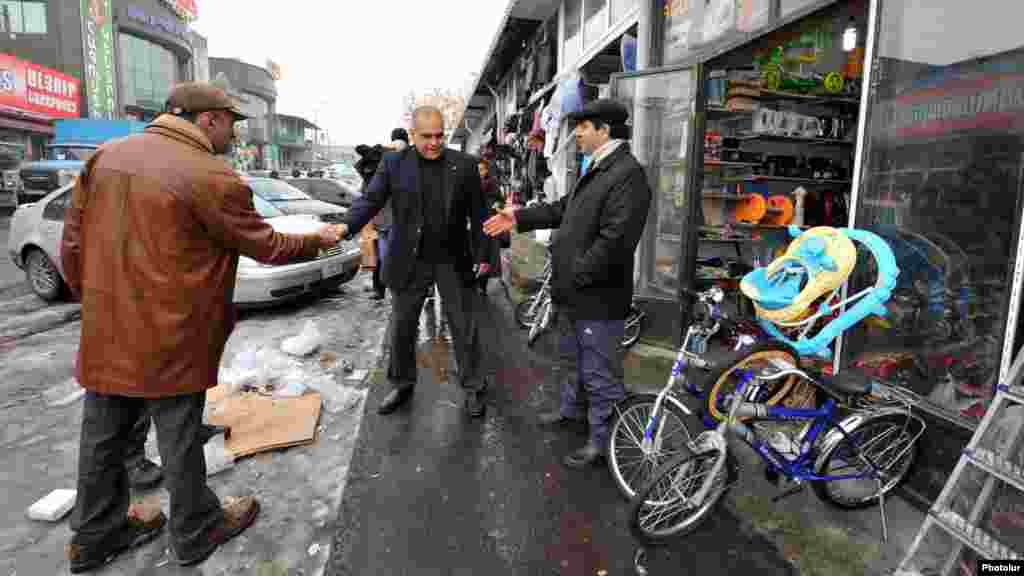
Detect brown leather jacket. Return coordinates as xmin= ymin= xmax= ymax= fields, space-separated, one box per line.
xmin=61 ymin=115 xmax=321 ymax=397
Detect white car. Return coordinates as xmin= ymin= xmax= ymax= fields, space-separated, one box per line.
xmin=7 ymin=184 xmax=362 ymax=307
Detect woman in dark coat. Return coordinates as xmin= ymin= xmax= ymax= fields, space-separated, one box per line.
xmin=477 ymin=158 xmax=505 ymax=295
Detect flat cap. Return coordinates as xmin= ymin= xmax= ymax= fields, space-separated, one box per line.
xmin=567 ymin=99 xmax=629 ymax=127
xmin=165 ymin=82 xmax=247 ymax=120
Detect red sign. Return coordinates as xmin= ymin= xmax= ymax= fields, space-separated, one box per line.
xmin=0 ymin=53 xmax=80 ymax=119
xmin=160 ymin=0 xmax=198 ymax=21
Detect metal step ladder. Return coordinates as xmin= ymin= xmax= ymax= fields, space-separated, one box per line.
xmin=897 ymin=351 xmax=1024 ymax=575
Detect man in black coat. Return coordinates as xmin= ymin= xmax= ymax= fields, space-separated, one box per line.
xmin=485 ymin=99 xmax=651 ymax=467
xmin=338 ymin=106 xmax=491 ymax=417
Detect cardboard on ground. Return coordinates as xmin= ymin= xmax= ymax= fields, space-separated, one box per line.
xmin=206 ymin=385 xmax=321 ymax=458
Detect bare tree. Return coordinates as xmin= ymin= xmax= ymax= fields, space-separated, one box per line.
xmin=404 ymin=88 xmax=466 ymax=136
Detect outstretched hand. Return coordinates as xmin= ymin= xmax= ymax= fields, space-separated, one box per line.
xmin=483 ymin=207 xmax=517 ymax=237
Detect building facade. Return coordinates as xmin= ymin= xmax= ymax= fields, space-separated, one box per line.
xmin=0 ymin=0 xmax=204 ymax=160
xmin=208 ymin=57 xmax=277 ymax=171
xmin=459 ymin=0 xmax=1024 ymax=520
xmin=276 ymin=113 xmax=321 ymax=170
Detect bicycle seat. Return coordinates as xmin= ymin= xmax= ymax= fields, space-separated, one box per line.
xmin=820 ymin=370 xmax=873 ymax=397
xmin=741 ymin=227 xmax=857 ymax=323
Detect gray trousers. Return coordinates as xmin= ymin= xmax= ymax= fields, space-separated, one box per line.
xmin=388 ymin=260 xmax=484 ymax=393
xmin=70 ymin=391 xmax=222 ymax=558
xmin=554 ymin=307 xmax=627 ymax=449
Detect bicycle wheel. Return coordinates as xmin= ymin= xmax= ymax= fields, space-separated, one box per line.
xmin=702 ymin=340 xmax=803 ymax=423
xmin=812 ymin=413 xmax=919 ymax=509
xmin=527 ymin=296 xmax=551 ymax=346
xmin=514 ymin=294 xmax=540 ymax=329
xmin=621 ymin=306 xmax=644 ymax=348
xmin=629 ymin=449 xmax=733 ymax=542
xmin=608 ymin=394 xmax=698 ymax=500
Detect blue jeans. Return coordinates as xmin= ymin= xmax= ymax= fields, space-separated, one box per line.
xmin=554 ymin=307 xmax=626 ymax=449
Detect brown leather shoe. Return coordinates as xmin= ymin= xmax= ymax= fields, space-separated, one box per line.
xmin=173 ymin=496 xmax=260 ymax=567
xmin=68 ymin=508 xmax=167 ymax=573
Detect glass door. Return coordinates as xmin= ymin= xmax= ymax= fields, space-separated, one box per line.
xmin=611 ymin=65 xmax=701 ymax=310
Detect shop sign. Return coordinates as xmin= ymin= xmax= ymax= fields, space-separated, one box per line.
xmin=875 ymin=73 xmax=1024 ymax=141
xmin=81 ymin=0 xmax=117 ymax=120
xmin=0 ymin=53 xmax=80 ymax=118
xmin=125 ymin=6 xmax=191 ymax=39
xmin=158 ymin=0 xmax=198 ymax=22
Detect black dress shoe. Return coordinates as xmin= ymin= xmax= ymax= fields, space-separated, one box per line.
xmin=564 ymin=441 xmax=605 ymax=469
xmin=377 ymin=388 xmax=413 ymax=415
xmin=465 ymin=390 xmax=486 ymax=418
xmin=127 ymin=459 xmax=163 ymax=491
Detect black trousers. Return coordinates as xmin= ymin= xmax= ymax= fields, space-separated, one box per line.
xmin=388 ymin=259 xmax=484 ymax=393
xmin=123 ymin=409 xmax=151 ymax=467
xmin=70 ymin=391 xmax=222 ymax=557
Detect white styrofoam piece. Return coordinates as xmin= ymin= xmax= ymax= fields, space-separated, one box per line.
xmin=204 ymin=435 xmax=234 ymax=477
xmin=27 ymin=489 xmax=77 ymax=522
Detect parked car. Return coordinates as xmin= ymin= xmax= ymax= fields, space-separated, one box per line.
xmin=285 ymin=177 xmax=357 ymax=207
xmin=7 ymin=182 xmax=362 ymax=306
xmin=248 ymin=177 xmax=347 ymax=220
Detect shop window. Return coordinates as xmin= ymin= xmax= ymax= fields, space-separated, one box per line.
xmin=847 ymin=0 xmax=1024 ymax=434
xmin=612 ymin=69 xmax=697 ymax=299
xmin=119 ymin=34 xmax=178 ymax=112
xmin=0 ymin=1 xmax=46 ymax=34
xmin=563 ymin=0 xmax=582 ymax=69
xmin=583 ymin=0 xmax=608 ymax=49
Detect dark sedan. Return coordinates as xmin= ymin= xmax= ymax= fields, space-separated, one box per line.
xmin=285 ymin=177 xmax=357 ymax=207
xmin=248 ymin=177 xmax=347 ymax=219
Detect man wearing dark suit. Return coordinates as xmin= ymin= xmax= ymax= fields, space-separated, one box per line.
xmin=337 ymin=106 xmax=491 ymax=417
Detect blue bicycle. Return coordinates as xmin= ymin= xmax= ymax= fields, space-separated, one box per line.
xmin=629 ymin=363 xmax=925 ymax=541
xmin=629 ymin=226 xmax=926 ymax=541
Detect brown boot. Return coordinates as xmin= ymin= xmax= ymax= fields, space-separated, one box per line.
xmin=172 ymin=496 xmax=260 ymax=566
xmin=68 ymin=508 xmax=166 ymax=573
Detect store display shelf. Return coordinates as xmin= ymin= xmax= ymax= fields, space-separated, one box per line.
xmin=929 ymin=508 xmax=1021 ymax=561
xmin=704 ymin=159 xmax=762 ymax=168
xmin=707 ymin=105 xmax=754 ymax=118
xmin=755 ymin=89 xmax=860 ymax=105
xmin=701 ymin=192 xmax=746 ymax=199
xmin=736 ymin=132 xmax=854 ymax=146
xmin=722 ymin=175 xmax=853 ymax=185
xmin=964 ymin=448 xmax=1024 ymax=493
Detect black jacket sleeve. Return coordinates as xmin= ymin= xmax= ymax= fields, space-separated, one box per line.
xmin=465 ymin=157 xmax=487 ymax=264
xmin=343 ymin=154 xmax=391 ymax=240
xmin=514 ymin=193 xmax=569 ymax=233
xmin=574 ymin=168 xmax=651 ymax=288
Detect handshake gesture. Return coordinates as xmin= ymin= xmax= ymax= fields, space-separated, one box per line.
xmin=315 ymin=223 xmax=349 ymax=249
xmin=483 ymin=206 xmax=517 ymax=237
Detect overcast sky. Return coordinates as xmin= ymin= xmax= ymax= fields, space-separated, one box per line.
xmin=191 ymin=0 xmax=507 ymax=146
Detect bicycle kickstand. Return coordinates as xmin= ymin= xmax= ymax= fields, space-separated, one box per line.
xmin=877 ymin=478 xmax=889 ymax=543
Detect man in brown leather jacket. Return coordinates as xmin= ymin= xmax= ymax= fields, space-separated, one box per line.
xmin=60 ymin=82 xmax=345 ymax=572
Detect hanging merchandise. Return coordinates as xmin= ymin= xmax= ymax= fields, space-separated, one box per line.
xmin=621 ymin=34 xmax=637 ymax=72
xmin=559 ymin=73 xmax=584 ymax=117
xmin=541 ymin=92 xmax=562 ymax=158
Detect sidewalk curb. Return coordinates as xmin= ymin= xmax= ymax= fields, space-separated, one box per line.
xmin=0 ymin=302 xmax=80 ymax=342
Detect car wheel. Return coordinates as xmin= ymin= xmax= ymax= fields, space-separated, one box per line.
xmin=25 ymin=248 xmax=65 ymax=302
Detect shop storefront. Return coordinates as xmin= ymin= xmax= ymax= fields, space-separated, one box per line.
xmin=608 ymin=0 xmax=1024 ymax=516
xmin=0 ymin=52 xmax=80 ymax=204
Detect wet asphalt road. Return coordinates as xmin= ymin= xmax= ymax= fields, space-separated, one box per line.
xmin=327 ymin=286 xmax=794 ymax=575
